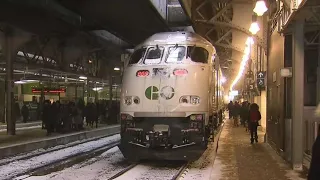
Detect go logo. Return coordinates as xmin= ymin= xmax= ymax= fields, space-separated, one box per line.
xmin=145 ymin=86 xmax=175 ymax=100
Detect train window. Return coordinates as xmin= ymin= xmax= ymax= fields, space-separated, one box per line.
xmin=166 ymin=46 xmax=186 ymax=63
xmin=187 ymin=46 xmax=209 ymax=63
xmin=144 ymin=46 xmax=164 ymax=64
xmin=129 ymin=48 xmax=147 ymax=64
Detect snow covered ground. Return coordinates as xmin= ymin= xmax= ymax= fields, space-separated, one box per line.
xmin=114 ymin=163 xmax=181 ymax=180
xmin=0 ymin=134 xmax=120 ymax=180
xmin=16 ymin=147 xmax=129 ymax=180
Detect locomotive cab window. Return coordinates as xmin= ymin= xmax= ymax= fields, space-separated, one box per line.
xmin=166 ymin=46 xmax=186 ymax=63
xmin=129 ymin=48 xmax=147 ymax=64
xmin=144 ymin=46 xmax=164 ymax=64
xmin=187 ymin=46 xmax=209 ymax=63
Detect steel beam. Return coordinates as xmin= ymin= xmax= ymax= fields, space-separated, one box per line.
xmin=213 ymin=43 xmax=244 ymax=55
xmin=209 ymin=3 xmax=232 ymax=22
xmin=291 ymin=20 xmax=304 ymax=171
xmin=195 ymin=20 xmax=265 ymax=47
xmin=216 ymin=30 xmax=232 ymax=44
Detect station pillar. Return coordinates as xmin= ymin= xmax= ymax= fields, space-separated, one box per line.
xmin=1 ymin=26 xmax=31 ymax=135
xmin=291 ymin=20 xmax=304 ymax=170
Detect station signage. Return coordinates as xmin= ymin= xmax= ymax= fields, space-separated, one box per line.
xmin=257 ymin=71 xmax=266 ymax=90
xmin=32 ymin=88 xmax=66 ymax=93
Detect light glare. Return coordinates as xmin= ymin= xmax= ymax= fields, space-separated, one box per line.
xmin=253 ymin=0 xmax=268 ymax=16
xmin=249 ymin=22 xmax=260 ymax=35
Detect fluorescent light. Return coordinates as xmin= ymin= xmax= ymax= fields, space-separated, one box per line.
xmin=92 ymin=87 xmax=103 ymax=91
xmin=14 ymin=80 xmax=39 ymax=84
xmin=79 ymin=76 xmax=87 ymax=80
xmin=114 ymin=67 xmax=120 ymax=71
xmin=14 ymin=81 xmax=26 ymax=84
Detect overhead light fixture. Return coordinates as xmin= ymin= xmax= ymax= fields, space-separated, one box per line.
xmin=230 ymin=36 xmax=253 ymax=91
xmin=92 ymin=87 xmax=103 ymax=91
xmin=249 ymin=22 xmax=260 ymax=35
xmin=246 ymin=37 xmax=254 ymax=45
xmin=253 ymin=0 xmax=268 ymax=16
xmin=14 ymin=80 xmax=39 ymax=84
xmin=79 ymin=76 xmax=87 ymax=80
xmin=14 ymin=81 xmax=26 ymax=84
xmin=114 ymin=67 xmax=120 ymax=71
xmin=221 ymin=76 xmax=227 ymax=84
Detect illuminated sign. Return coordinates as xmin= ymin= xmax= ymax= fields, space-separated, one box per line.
xmin=32 ymin=88 xmax=66 ymax=93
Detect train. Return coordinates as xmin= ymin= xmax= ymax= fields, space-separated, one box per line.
xmin=118 ymin=31 xmax=225 ymax=161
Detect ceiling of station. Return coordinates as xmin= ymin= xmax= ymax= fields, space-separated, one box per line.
xmin=180 ymin=0 xmax=266 ymax=89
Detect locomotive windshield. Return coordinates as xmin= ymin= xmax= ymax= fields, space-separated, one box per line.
xmin=143 ymin=46 xmax=164 ymax=64
xmin=166 ymin=46 xmax=186 ymax=63
xmin=187 ymin=46 xmax=209 ymax=63
xmin=129 ymin=48 xmax=146 ymax=64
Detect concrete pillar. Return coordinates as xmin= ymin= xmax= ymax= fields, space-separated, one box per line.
xmin=317 ymin=40 xmax=320 ymax=103
xmin=291 ymin=20 xmax=304 ymax=170
xmin=1 ymin=27 xmax=30 ymax=135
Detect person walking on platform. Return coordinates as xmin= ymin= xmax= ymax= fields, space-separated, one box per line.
xmin=308 ymin=125 xmax=320 ymax=180
xmin=240 ymin=101 xmax=248 ymax=127
xmin=21 ymin=103 xmax=29 ymax=123
xmin=308 ymin=106 xmax=320 ymax=179
xmin=43 ymin=100 xmax=53 ymax=136
xmin=248 ymin=103 xmax=261 ymax=144
xmin=227 ymin=101 xmax=234 ymax=120
xmin=233 ymin=101 xmax=241 ymax=127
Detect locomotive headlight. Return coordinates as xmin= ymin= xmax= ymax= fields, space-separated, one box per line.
xmin=133 ymin=96 xmax=140 ymax=104
xmin=124 ymin=96 xmax=132 ymax=105
xmin=190 ymin=96 xmax=200 ymax=105
xmin=179 ymin=96 xmax=189 ymax=103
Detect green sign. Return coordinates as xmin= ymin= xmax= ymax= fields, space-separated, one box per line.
xmin=145 ymin=86 xmax=159 ymax=100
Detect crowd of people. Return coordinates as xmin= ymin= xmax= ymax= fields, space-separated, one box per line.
xmin=18 ymin=99 xmax=119 ymax=136
xmin=227 ymin=100 xmax=261 ymax=144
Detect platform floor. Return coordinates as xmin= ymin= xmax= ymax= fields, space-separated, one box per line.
xmin=0 ymin=123 xmax=111 ymax=147
xmin=210 ymin=119 xmax=307 ymax=180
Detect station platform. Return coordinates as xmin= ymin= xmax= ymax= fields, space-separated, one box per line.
xmin=210 ymin=119 xmax=308 ymax=180
xmin=0 ymin=121 xmax=41 ymax=130
xmin=0 ymin=123 xmax=120 ymax=159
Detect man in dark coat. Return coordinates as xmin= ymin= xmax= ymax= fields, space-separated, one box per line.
xmin=308 ymin=126 xmax=320 ymax=180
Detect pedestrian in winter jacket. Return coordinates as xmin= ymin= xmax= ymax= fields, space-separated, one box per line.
xmin=248 ymin=103 xmax=261 ymax=144
xmin=308 ymin=105 xmax=320 ymax=180
xmin=308 ymin=129 xmax=320 ymax=180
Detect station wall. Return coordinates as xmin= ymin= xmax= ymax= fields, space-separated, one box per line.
xmin=267 ymin=29 xmax=285 ymax=152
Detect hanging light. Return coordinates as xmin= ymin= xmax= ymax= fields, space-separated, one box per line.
xmin=253 ymin=0 xmax=268 ymax=16
xmin=249 ymin=22 xmax=260 ymax=35
xmin=221 ymin=76 xmax=227 ymax=84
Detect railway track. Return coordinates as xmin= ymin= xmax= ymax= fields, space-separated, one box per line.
xmin=107 ymin=162 xmax=189 ymax=180
xmin=108 ymin=163 xmax=139 ymax=180
xmin=171 ymin=163 xmax=189 ymax=180
xmin=0 ymin=134 xmax=120 ymax=180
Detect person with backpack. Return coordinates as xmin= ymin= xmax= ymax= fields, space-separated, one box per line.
xmin=248 ymin=103 xmax=261 ymax=144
